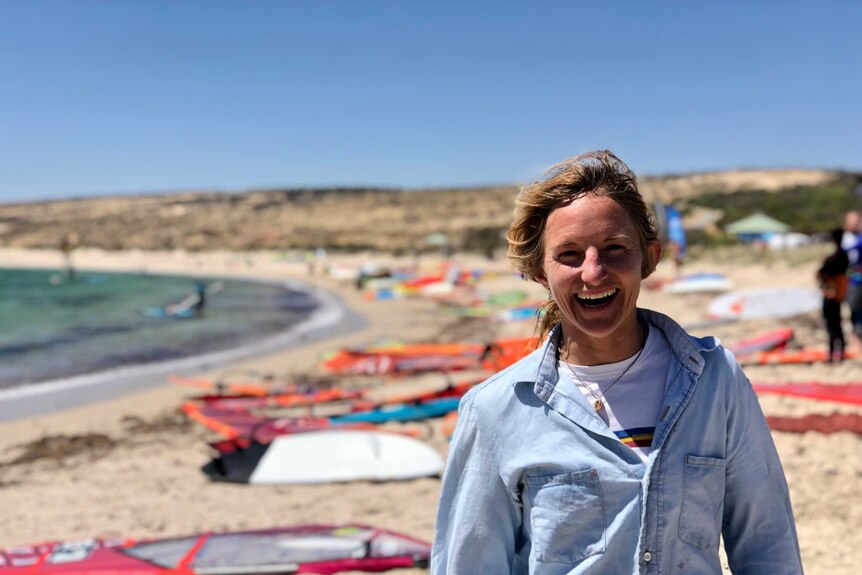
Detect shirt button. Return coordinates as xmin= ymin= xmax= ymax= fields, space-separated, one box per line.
xmin=643 ymin=551 xmax=652 ymax=562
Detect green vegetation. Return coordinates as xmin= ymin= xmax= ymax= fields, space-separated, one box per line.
xmin=462 ymin=226 xmax=507 ymax=259
xmin=688 ymin=242 xmax=831 ymax=267
xmin=685 ymin=176 xmax=862 ymax=234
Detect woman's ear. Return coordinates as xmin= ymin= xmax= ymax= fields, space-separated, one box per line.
xmin=533 ymin=270 xmax=551 ymax=289
xmin=534 ymin=269 xmax=549 ymax=290
xmin=643 ymin=240 xmax=662 ymax=278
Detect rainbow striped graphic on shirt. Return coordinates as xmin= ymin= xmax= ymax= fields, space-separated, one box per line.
xmin=614 ymin=427 xmax=655 ymax=448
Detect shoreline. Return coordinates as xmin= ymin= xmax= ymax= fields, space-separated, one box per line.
xmin=0 ymin=248 xmax=379 ymax=422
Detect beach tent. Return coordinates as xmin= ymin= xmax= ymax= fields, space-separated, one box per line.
xmin=423 ymin=232 xmax=452 ymax=256
xmin=423 ymin=232 xmax=450 ymax=247
xmin=724 ymin=212 xmax=790 ymax=243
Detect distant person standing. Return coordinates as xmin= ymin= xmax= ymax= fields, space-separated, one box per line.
xmin=664 ymin=204 xmax=687 ymax=276
xmin=305 ymin=250 xmax=316 ymax=275
xmin=315 ymin=247 xmax=328 ymax=275
xmin=58 ymin=232 xmax=79 ymax=280
xmin=817 ymin=228 xmax=849 ymax=362
xmin=841 ymin=210 xmax=860 ymax=252
xmin=843 ymin=211 xmax=862 ymax=351
xmin=193 ymin=281 xmax=207 ymax=317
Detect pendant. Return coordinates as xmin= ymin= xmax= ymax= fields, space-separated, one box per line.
xmin=594 ymin=399 xmax=603 ymax=412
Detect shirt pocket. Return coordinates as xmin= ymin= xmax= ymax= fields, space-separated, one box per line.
xmin=524 ymin=469 xmax=607 ymax=564
xmin=679 ymin=454 xmax=727 ymax=550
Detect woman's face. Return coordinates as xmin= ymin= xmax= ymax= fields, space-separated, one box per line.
xmin=536 ymin=194 xmax=659 ymax=352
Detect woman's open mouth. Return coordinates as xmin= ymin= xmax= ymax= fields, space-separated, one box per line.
xmin=576 ymin=288 xmax=617 ymax=308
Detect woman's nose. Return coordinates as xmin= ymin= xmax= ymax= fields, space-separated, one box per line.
xmin=580 ymin=248 xmax=607 ymax=284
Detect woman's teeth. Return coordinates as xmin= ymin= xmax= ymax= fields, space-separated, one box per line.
xmin=577 ymin=289 xmax=616 ymax=301
xmin=577 ymin=289 xmax=616 ymax=307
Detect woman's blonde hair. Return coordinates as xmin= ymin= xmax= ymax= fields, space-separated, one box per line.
xmin=507 ymin=150 xmax=659 ymax=340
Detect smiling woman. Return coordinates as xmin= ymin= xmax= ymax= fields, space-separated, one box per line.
xmin=432 ymin=151 xmax=803 ymax=575
xmin=507 ymin=151 xmax=660 ymax=352
xmin=535 ymin=195 xmax=660 ymax=365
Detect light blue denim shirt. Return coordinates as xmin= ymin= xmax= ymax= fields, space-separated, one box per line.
xmin=432 ymin=309 xmax=803 ymax=574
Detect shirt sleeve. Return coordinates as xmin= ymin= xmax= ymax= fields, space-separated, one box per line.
xmin=721 ymin=361 xmax=804 ymax=574
xmin=431 ymin=391 xmax=522 ymax=574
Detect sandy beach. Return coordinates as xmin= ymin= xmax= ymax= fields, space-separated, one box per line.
xmin=0 ymin=247 xmax=859 ymax=575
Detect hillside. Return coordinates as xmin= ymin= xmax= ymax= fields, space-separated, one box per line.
xmin=0 ymin=168 xmax=851 ymax=253
xmin=638 ymin=168 xmax=839 ymax=202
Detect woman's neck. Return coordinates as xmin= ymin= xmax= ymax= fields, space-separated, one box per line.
xmin=559 ymin=320 xmax=647 ymax=366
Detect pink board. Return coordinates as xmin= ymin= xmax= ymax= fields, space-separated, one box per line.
xmin=0 ymin=524 xmax=431 ymax=574
xmin=727 ymin=328 xmax=794 ymax=356
xmin=766 ymin=413 xmax=862 ymax=435
xmin=739 ymin=348 xmax=858 ymax=365
xmin=752 ymin=382 xmax=862 ymax=406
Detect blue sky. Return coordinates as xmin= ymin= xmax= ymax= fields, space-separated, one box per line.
xmin=1 ymin=1 xmax=860 ymax=202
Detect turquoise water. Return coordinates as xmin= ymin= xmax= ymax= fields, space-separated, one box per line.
xmin=0 ymin=268 xmax=317 ymax=387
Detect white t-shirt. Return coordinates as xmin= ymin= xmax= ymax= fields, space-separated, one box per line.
xmin=559 ymin=326 xmax=671 ymax=463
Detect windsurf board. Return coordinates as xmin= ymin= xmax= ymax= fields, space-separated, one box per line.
xmin=204 ymin=430 xmax=444 ymax=484
xmin=707 ymin=288 xmax=820 ymax=320
xmin=727 ymin=327 xmax=794 ymax=356
xmin=662 ymin=273 xmax=733 ymax=294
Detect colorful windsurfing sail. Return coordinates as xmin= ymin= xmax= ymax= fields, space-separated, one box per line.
xmin=186 ymin=387 xmax=367 ymax=411
xmin=331 ymin=397 xmax=461 ymax=425
xmin=182 ymin=403 xmax=379 ymax=442
xmin=665 ymin=205 xmax=687 ymax=259
xmin=321 ymin=349 xmax=479 ymax=376
xmin=437 ymin=290 xmax=533 ymax=318
xmin=168 ymin=374 xmax=299 ymax=397
xmin=321 ymin=336 xmax=535 ymax=376
xmin=0 ymin=524 xmax=431 ymax=574
xmin=495 ymin=301 xmax=544 ymax=322
xmin=183 ymin=377 xmax=479 ymax=440
xmin=142 ymin=281 xmax=223 ymax=320
xmin=483 ymin=336 xmax=541 ymax=371
xmin=375 ymin=377 xmax=482 ymax=406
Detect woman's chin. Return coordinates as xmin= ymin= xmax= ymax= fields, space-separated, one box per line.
xmin=565 ymin=305 xmax=638 ymax=344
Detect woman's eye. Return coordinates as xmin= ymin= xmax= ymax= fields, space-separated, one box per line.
xmin=554 ymin=251 xmax=582 ymax=265
xmin=606 ymin=244 xmax=627 ymax=252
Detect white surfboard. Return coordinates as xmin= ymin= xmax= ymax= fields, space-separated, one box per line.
xmin=248 ymin=430 xmax=444 ymax=484
xmin=663 ymin=273 xmax=733 ymax=294
xmin=707 ymin=287 xmax=820 ymax=320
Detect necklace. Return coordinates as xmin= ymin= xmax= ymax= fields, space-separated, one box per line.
xmin=560 ymin=327 xmax=648 ymax=412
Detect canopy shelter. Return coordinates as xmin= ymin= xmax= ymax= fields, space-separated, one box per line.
xmin=423 ymin=232 xmax=450 ymax=247
xmin=724 ymin=212 xmax=790 ymax=242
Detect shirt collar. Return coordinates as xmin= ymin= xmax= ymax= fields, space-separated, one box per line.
xmin=505 ymin=308 xmax=715 ymax=402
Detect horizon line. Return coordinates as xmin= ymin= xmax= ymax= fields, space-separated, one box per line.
xmin=2 ymin=164 xmax=859 ymax=206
